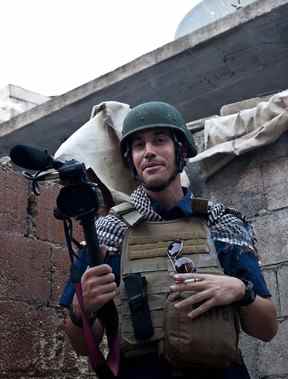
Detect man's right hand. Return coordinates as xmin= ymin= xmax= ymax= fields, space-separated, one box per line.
xmin=72 ymin=263 xmax=117 ymax=319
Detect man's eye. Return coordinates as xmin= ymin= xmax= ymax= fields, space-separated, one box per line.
xmin=156 ymin=135 xmax=167 ymax=143
xmin=132 ymin=141 xmax=144 ymax=149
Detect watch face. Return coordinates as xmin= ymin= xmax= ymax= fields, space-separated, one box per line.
xmin=239 ymin=280 xmax=256 ymax=306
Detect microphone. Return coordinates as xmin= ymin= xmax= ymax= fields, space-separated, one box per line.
xmin=10 ymin=144 xmax=63 ymax=171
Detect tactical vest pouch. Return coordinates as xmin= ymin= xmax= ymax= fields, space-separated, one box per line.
xmin=162 ymin=292 xmax=241 ymax=368
xmin=123 ymin=273 xmax=154 ymax=340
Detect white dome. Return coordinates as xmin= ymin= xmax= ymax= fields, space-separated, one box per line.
xmin=175 ymin=0 xmax=257 ymax=39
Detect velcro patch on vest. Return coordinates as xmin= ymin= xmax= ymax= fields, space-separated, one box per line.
xmin=128 ymin=239 xmax=209 ymax=260
xmin=127 ymin=218 xmax=210 ymax=261
xmin=122 ymin=218 xmax=221 ymax=274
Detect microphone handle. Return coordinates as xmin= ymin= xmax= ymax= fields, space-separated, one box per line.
xmin=81 ymin=216 xmax=103 ymax=267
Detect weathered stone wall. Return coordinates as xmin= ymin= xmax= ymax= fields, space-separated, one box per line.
xmin=187 ymin=128 xmax=288 ymax=379
xmin=0 ymin=163 xmax=91 ymax=378
xmin=0 ymin=130 xmax=287 ymax=378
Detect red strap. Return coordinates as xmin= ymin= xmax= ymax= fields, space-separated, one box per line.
xmin=75 ymin=283 xmax=120 ymax=377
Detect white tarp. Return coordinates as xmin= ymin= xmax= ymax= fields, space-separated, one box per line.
xmin=189 ymin=89 xmax=288 ymax=179
xmin=55 ymin=101 xmax=135 ymax=203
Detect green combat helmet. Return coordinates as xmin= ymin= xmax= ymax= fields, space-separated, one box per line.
xmin=120 ymin=101 xmax=197 ymax=159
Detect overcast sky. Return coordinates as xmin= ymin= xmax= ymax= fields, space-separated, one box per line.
xmin=0 ymin=0 xmax=202 ymax=97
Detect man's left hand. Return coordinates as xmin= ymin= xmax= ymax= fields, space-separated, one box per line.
xmin=169 ymin=273 xmax=245 ymax=319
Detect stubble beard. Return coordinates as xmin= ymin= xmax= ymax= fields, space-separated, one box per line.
xmin=137 ymin=169 xmax=178 ymax=192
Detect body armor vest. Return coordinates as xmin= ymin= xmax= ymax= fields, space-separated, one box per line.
xmin=113 ymin=201 xmax=241 ymax=367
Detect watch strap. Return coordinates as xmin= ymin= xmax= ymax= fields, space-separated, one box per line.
xmin=237 ymin=279 xmax=256 ymax=307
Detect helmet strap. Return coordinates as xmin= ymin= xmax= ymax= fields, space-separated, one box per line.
xmin=172 ymin=133 xmax=187 ymax=174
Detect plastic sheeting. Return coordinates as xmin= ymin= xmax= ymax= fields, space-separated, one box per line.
xmin=189 ymin=89 xmax=288 ymax=179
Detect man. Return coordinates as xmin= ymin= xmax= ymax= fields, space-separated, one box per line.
xmin=60 ymin=101 xmax=278 ymax=378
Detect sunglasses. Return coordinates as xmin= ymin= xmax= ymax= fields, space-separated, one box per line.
xmin=167 ymin=239 xmax=196 ymax=273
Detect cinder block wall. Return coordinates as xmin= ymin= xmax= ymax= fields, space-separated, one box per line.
xmin=0 ymin=130 xmax=287 ymax=378
xmin=0 ymin=163 xmax=90 ymax=378
xmin=195 ymin=131 xmax=288 ymax=379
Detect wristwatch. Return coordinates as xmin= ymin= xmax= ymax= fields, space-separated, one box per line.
xmin=237 ymin=279 xmax=256 ymax=306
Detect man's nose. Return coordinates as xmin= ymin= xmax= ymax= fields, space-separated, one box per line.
xmin=143 ymin=142 xmax=156 ymax=158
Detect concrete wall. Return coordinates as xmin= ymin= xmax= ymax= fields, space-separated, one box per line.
xmin=202 ymin=133 xmax=288 ymax=378
xmin=187 ymin=124 xmax=288 ymax=379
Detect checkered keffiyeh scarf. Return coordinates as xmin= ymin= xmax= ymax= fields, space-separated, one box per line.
xmin=95 ymin=185 xmax=256 ymax=254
